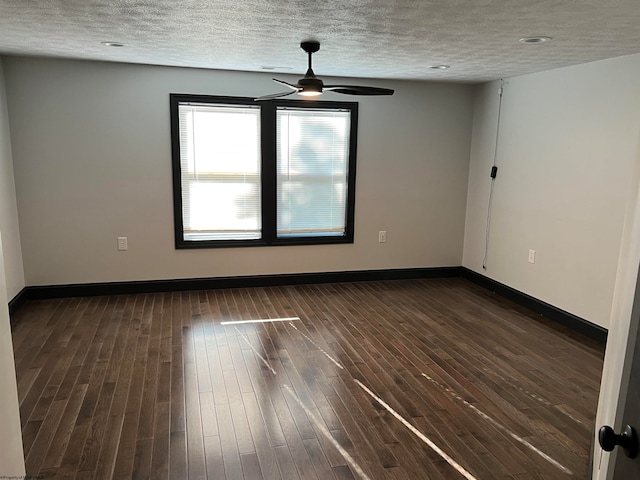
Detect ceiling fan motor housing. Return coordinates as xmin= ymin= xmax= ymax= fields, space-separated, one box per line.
xmin=300 ymin=41 xmax=320 ymax=54
xmin=298 ymin=77 xmax=323 ymax=88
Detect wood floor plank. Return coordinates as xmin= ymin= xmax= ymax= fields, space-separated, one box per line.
xmin=203 ymin=435 xmax=225 ymax=480
xmin=223 ymin=365 xmax=256 ymax=455
xmin=170 ymin=341 xmax=186 ymax=434
xmin=55 ymin=422 xmax=90 ymax=479
xmin=150 ymin=401 xmax=171 ymax=480
xmin=169 ymin=430 xmax=188 ymax=479
xmin=216 ymin=402 xmax=244 ymax=479
xmin=112 ymin=335 xmax=151 ymax=479
xmin=40 ymin=382 xmax=88 ymax=470
xmin=76 ymin=380 xmax=116 ymax=474
xmin=240 ymin=452 xmax=265 ymax=480
xmin=15 ymin=299 xmax=76 ymax=373
xmin=93 ymin=296 xmax=143 ymax=480
xmin=25 ymin=399 xmax=66 ymax=474
xmin=131 ymin=438 xmax=153 ymax=480
xmin=273 ymin=445 xmax=301 ymax=480
xmin=240 ymin=348 xmax=287 ymax=448
xmin=242 ymin=391 xmax=281 ymax=480
xmin=136 ymin=294 xmax=163 ymax=443
xmin=185 ymin=345 xmax=207 ymax=480
xmin=302 ymin=437 xmax=337 ymax=480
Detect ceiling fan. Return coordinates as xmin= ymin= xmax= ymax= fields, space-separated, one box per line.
xmin=256 ymin=40 xmax=394 ymax=101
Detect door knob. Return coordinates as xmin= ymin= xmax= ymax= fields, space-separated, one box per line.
xmin=598 ymin=425 xmax=638 ymax=459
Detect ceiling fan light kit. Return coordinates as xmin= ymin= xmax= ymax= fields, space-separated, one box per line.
xmin=298 ymin=89 xmax=322 ymax=97
xmin=256 ymin=41 xmax=394 ymax=101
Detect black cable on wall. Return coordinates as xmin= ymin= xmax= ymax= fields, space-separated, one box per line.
xmin=482 ymin=79 xmax=504 ymax=270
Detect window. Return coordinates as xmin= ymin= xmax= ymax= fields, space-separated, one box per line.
xmin=175 ymin=101 xmax=261 ymax=241
xmin=170 ymin=95 xmax=358 ymax=248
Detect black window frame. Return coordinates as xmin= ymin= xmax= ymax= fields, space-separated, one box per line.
xmin=170 ymin=94 xmax=359 ymax=249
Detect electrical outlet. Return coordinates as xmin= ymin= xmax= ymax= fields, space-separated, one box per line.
xmin=117 ymin=236 xmax=128 ymax=251
xmin=378 ymin=231 xmax=387 ymax=243
xmin=528 ymin=249 xmax=536 ymax=264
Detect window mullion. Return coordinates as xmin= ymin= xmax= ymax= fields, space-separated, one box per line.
xmin=260 ymin=102 xmax=277 ymax=244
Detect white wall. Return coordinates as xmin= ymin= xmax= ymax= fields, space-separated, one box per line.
xmin=0 ymin=58 xmax=25 ymax=300
xmin=463 ymin=54 xmax=640 ymax=329
xmin=0 ymin=230 xmax=25 ymax=475
xmin=0 ymin=58 xmax=25 ymax=477
xmin=3 ymin=57 xmax=474 ymax=286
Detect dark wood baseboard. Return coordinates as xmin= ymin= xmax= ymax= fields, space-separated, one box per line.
xmin=24 ymin=267 xmax=462 ymax=300
xmin=461 ymin=267 xmax=608 ymax=345
xmin=9 ymin=266 xmax=608 ymax=345
xmin=8 ymin=287 xmax=28 ymax=319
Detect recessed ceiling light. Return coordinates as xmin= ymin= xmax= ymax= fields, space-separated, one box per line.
xmin=101 ymin=41 xmax=125 ymax=47
xmin=519 ymin=36 xmax=553 ymax=44
xmin=428 ymin=65 xmax=450 ymax=70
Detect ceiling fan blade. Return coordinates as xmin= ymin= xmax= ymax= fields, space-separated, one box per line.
xmin=324 ymin=85 xmax=394 ymax=96
xmin=255 ymin=90 xmax=297 ymax=101
xmin=272 ymin=78 xmax=300 ymax=90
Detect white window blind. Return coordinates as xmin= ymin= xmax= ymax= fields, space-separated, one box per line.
xmin=276 ymin=108 xmax=350 ymax=237
xmin=178 ymin=103 xmax=261 ymax=241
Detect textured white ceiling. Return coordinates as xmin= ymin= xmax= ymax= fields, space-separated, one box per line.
xmin=0 ymin=0 xmax=639 ymax=83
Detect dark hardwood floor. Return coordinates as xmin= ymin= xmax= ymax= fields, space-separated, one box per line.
xmin=10 ymin=278 xmax=604 ymax=479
